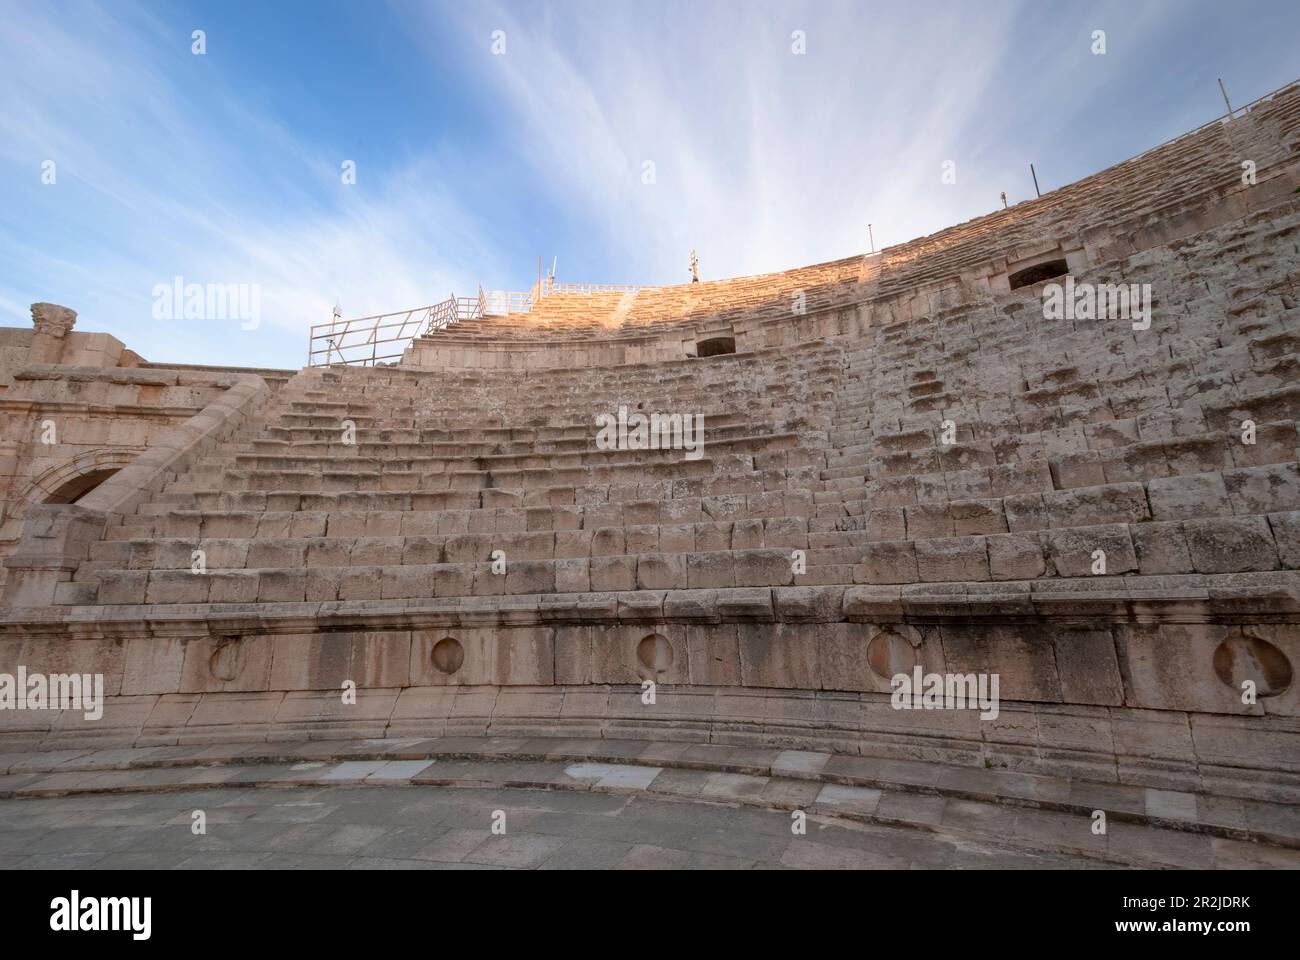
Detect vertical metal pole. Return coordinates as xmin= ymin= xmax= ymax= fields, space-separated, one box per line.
xmin=868 ymin=224 xmax=875 ymax=254
xmin=1030 ymin=163 xmax=1041 ymax=198
xmin=1218 ymin=78 xmax=1234 ymax=118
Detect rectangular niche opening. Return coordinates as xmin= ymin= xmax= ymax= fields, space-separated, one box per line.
xmin=696 ymin=336 xmax=736 ymax=357
xmin=1008 ymin=258 xmax=1069 ymax=290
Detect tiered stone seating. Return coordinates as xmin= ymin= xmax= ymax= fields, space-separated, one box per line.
xmin=617 ymin=256 xmax=866 ymax=328
xmin=804 ymin=207 xmax=1300 ymax=587
xmin=43 ymin=83 xmax=1300 ymax=609
xmin=509 ymin=290 xmax=629 ymax=330
xmin=81 ymin=342 xmax=843 ymax=605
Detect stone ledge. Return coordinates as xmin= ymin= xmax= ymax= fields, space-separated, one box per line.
xmin=13 ymin=364 xmax=243 ymax=388
xmin=2 ymin=572 xmax=1299 ymax=636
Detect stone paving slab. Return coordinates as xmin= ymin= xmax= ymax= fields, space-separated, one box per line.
xmin=8 ymin=777 xmax=1288 ymax=870
xmin=0 ymin=737 xmax=1296 ymax=867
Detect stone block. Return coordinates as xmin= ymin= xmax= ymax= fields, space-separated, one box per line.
xmin=1269 ymin=511 xmax=1300 ymax=568
xmin=1049 ymin=451 xmax=1105 ymax=489
xmin=694 ymin=522 xmax=731 ymax=551
xmin=986 ymin=532 xmax=1046 ymax=580
xmin=737 ymin=623 xmax=819 ymax=689
xmin=555 ymin=557 xmax=591 ymax=593
xmin=855 ymin=540 xmax=918 ymax=584
xmin=914 ymin=536 xmax=989 ymax=582
xmin=590 ymin=555 xmax=636 ymax=592
xmin=1052 ymin=628 xmax=1124 ymax=705
xmin=863 ymin=507 xmax=905 ymax=540
xmin=658 ymin=524 xmax=695 ymax=552
xmin=1131 ymin=521 xmax=1193 ymax=574
xmin=904 ymin=503 xmax=952 ymax=538
xmin=505 ymin=560 xmax=556 ymax=595
xmin=635 ymin=553 xmax=687 ymax=590
xmin=938 ymin=622 xmax=1061 ymax=702
xmin=1043 ymin=524 xmax=1137 ymax=577
xmin=989 ymin=460 xmax=1053 ymax=496
xmin=732 ymin=549 xmax=794 ymax=586
xmin=730 ymin=518 xmax=764 ymax=549
xmin=145 ymin=570 xmax=210 ymax=604
xmin=336 ymin=567 xmax=385 ymax=601
xmin=1223 ymin=463 xmax=1300 ymax=515
xmin=1183 ymin=517 xmax=1279 ymax=573
xmin=554 ymin=530 xmax=593 ymax=558
xmin=590 ymin=527 xmax=625 ymax=556
xmin=949 ymin=499 xmax=1006 ymax=535
xmin=97 ymin=569 xmax=148 ymax=604
xmin=686 ymin=623 xmax=741 ymax=685
xmin=1003 ymin=493 xmax=1049 ymax=532
xmin=625 ymin=525 xmax=658 ymax=553
xmin=1045 ymin=482 xmax=1150 ymax=527
xmin=211 ymin=570 xmax=263 ymax=603
xmin=1147 ymin=472 xmax=1231 ymax=521
xmin=432 ymin=563 xmax=474 ymax=597
xmin=686 ymin=551 xmax=735 ymax=589
xmin=257 ymin=569 xmax=307 ymax=602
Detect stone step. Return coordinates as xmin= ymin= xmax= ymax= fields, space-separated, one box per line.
xmin=84 ymin=509 xmax=1300 ymax=601
xmin=220 ymin=431 xmax=809 ymax=473
xmin=821 ymin=512 xmax=1300 ymax=582
xmin=812 ymin=465 xmax=1300 ymax=539
xmin=89 ymin=518 xmax=813 ymax=568
xmin=108 ymin=504 xmax=815 ymax=544
xmin=91 ymin=548 xmax=804 ymax=603
xmin=168 ymin=455 xmax=733 ymax=494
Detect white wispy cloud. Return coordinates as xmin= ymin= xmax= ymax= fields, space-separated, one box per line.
xmin=0 ymin=0 xmax=507 ymax=366
xmin=415 ymin=0 xmax=1226 ymax=283
xmin=0 ymin=0 xmax=1291 ymax=367
xmin=417 ymin=0 xmax=1033 ymax=281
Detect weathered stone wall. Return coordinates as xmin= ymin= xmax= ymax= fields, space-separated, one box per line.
xmin=1 ymin=611 xmax=1295 ymax=801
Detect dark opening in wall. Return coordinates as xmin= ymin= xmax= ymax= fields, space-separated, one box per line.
xmin=1008 ymin=258 xmax=1069 ymax=290
xmin=696 ymin=336 xmax=736 ymax=357
xmin=44 ymin=468 xmax=119 ymax=505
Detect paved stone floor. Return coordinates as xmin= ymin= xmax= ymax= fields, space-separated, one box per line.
xmin=0 ymin=783 xmax=1113 ymax=870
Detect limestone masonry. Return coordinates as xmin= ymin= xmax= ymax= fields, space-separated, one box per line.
xmin=3 ymin=84 xmax=1300 ymax=859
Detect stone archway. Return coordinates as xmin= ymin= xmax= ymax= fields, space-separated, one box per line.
xmin=18 ymin=449 xmax=139 ymax=512
xmin=43 ymin=467 xmax=120 ymax=504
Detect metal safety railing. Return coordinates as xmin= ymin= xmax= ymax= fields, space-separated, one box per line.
xmin=308 ymin=278 xmax=652 ymax=365
xmin=529 ymin=278 xmax=642 ymax=301
xmin=480 ymin=289 xmax=533 ymax=316
xmin=307 ymin=294 xmax=481 ymax=367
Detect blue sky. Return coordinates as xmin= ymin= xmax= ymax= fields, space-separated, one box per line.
xmin=2 ymin=0 xmax=1298 ymax=368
